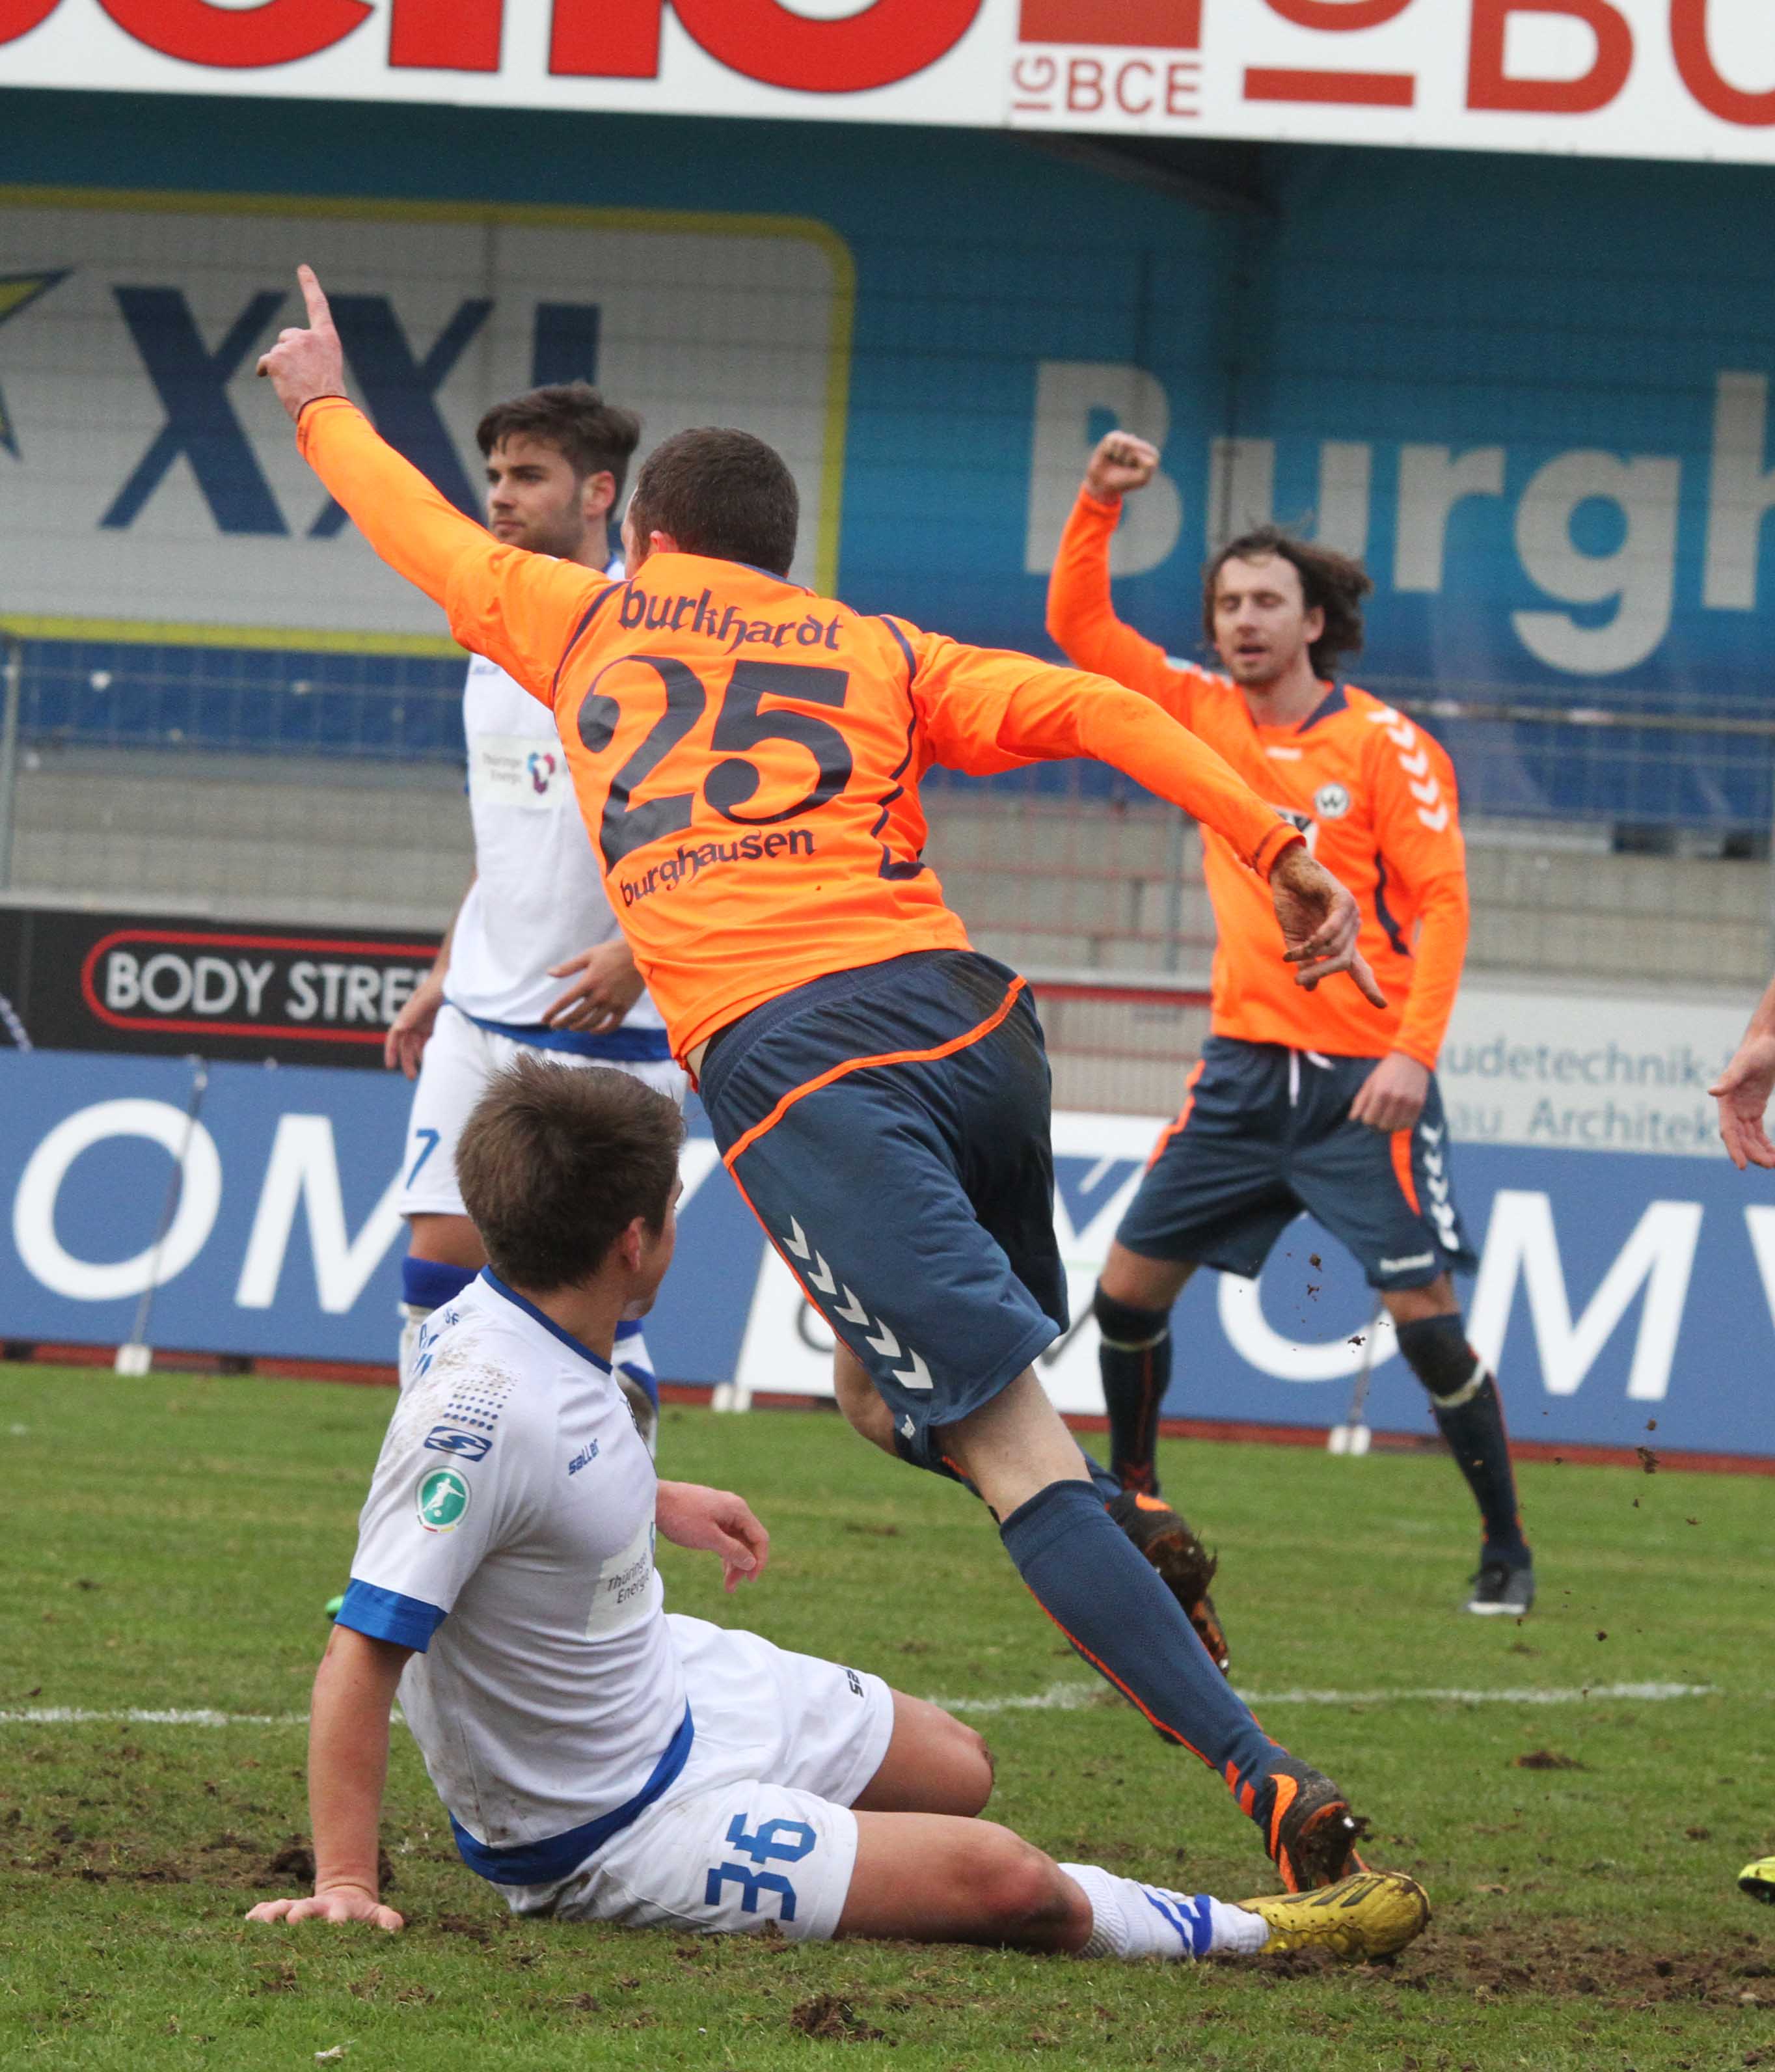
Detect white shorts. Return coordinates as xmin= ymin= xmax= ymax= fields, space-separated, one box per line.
xmin=398 ymin=1003 xmax=688 ymax=1219
xmin=505 ymin=1614 xmax=895 ymax=1941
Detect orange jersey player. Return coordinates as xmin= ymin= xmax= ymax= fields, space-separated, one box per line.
xmin=258 ymin=267 xmax=1403 ymax=1900
xmin=1048 ymin=429 xmax=1533 ymax=1624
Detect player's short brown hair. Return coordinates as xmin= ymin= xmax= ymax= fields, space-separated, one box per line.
xmin=627 ymin=428 xmax=799 ymax=577
xmin=475 ymin=383 xmax=644 ymax=497
xmin=456 ymin=1056 xmax=684 ymax=1293
xmin=1203 ymin=526 xmax=1373 ymax=680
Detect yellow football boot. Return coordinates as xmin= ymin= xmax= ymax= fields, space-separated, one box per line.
xmin=1238 ymin=1870 xmax=1431 ymax=1962
xmin=1739 ymin=1856 xmax=1775 ymax=1904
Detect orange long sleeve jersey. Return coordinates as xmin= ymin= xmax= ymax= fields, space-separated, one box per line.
xmin=1048 ymin=489 xmax=1469 ymax=1069
xmin=299 ymin=402 xmax=1305 ymax=1066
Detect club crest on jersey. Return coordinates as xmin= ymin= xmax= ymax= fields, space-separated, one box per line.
xmin=416 ymin=1465 xmax=472 ymax=1532
xmin=1314 ymin=782 xmax=1352 ymax=819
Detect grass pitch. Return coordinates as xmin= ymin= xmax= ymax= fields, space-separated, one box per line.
xmin=3 ymin=1362 xmax=1774 ymax=2070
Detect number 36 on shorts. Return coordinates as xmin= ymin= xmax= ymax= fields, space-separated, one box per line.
xmin=703 ymin=1813 xmax=817 ymax=1923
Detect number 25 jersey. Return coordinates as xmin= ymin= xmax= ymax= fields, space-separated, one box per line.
xmin=299 ymin=400 xmax=1304 ymax=1066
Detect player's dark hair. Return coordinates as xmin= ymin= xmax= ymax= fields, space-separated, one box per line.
xmin=457 ymin=1057 xmax=684 ymax=1294
xmin=1202 ymin=525 xmax=1372 ymax=679
xmin=475 ymin=383 xmax=644 ymax=497
xmin=627 ymin=427 xmax=799 ymax=577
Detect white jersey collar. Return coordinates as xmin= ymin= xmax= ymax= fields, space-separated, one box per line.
xmin=477 ymin=1268 xmax=614 ymax=1374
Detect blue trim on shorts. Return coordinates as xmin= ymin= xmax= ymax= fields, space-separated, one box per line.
xmin=452 ymin=1704 xmax=695 ymax=1885
xmin=336 ymin=1580 xmax=447 ymax=1652
xmin=479 ymin=1270 xmax=613 ymax=1374
xmin=459 ymin=1011 xmax=673 ymax=1063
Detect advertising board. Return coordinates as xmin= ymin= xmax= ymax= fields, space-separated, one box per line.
xmin=0 ymin=191 xmax=851 ymax=643
xmin=3 ymin=3 xmax=1773 ymax=166
xmin=2 ymin=973 xmax=1768 ymax=1460
xmin=0 ymin=903 xmax=440 ymax=1066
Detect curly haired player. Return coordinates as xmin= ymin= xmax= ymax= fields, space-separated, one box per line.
xmin=1048 ymin=431 xmax=1534 ymax=1629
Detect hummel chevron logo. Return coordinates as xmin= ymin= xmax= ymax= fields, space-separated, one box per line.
xmin=1399 ymin=748 xmax=1431 ymax=780
xmin=892 ymin=1349 xmax=934 ymax=1391
xmin=1416 ymin=804 xmax=1450 ymax=831
xmin=1408 ymin=776 xmax=1441 ymax=806
xmin=1420 ymin=1123 xmax=1444 ymax=1146
xmin=779 ymin=1218 xmax=934 ymax=1391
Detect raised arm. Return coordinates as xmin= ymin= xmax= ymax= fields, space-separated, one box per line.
xmin=906 ymin=630 xmax=1383 ymax=1002
xmin=258 ymin=267 xmax=603 ymax=702
xmin=1046 ymin=433 xmax=1193 ymax=716
xmin=245 ymin=1625 xmax=409 ymax=1931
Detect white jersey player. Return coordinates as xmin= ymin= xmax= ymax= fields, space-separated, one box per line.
xmin=385 ymin=383 xmax=684 ymax=1430
xmin=249 ymin=1057 xmax=1428 ymax=1964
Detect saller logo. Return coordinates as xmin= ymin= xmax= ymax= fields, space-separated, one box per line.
xmin=424 ymin=1426 xmax=491 ymax=1461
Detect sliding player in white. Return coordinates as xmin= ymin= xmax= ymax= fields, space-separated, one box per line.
xmin=386 ymin=383 xmax=683 ymax=1441
xmin=251 ymin=1058 xmax=1427 ymax=1963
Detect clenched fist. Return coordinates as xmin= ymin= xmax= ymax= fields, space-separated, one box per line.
xmin=1084 ymin=431 xmax=1161 ymax=502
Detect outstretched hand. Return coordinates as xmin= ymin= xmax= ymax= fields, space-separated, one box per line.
xmin=1268 ymin=841 xmax=1386 ymax=1007
xmin=246 ymin=1883 xmax=404 ymax=1933
xmin=1084 ymin=430 xmax=1161 ymax=501
xmin=256 ymin=264 xmax=347 ymax=424
xmin=1711 ymin=1033 xmax=1775 ymax=1170
xmin=655 ymin=1480 xmax=770 ymax=1593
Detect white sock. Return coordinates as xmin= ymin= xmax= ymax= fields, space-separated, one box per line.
xmin=1061 ymin=1864 xmax=1267 ymax=1960
xmin=397 ymin=1303 xmax=431 ymax=1391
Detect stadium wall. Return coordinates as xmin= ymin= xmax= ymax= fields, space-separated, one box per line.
xmin=3 ymin=92 xmax=1774 ymax=743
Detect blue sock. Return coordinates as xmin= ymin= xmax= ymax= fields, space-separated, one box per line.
xmin=614 ymin=1318 xmax=659 ymax=1413
xmin=999 ymin=1480 xmax=1275 ymax=1794
xmin=402 ymin=1256 xmax=474 ymax=1313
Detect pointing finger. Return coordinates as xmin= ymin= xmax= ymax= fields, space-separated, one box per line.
xmin=1349 ymin=952 xmax=1387 ymax=1009
xmin=297 ymin=263 xmax=332 ymax=330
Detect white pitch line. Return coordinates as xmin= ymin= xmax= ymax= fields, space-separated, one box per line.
xmin=0 ymin=1707 xmax=308 ymax=1726
xmin=932 ymin=1678 xmax=1716 ymax=1717
xmin=1238 ymin=1680 xmax=1716 ymax=1707
xmin=0 ymin=1680 xmax=1718 ymax=1730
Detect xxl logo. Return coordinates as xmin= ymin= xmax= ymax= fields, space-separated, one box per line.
xmin=88 ymin=292 xmax=600 ymax=538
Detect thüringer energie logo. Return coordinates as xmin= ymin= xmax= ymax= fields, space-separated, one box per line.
xmin=416 ymin=1466 xmax=472 ymax=1533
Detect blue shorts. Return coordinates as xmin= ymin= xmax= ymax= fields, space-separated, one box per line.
xmin=1115 ymin=1035 xmax=1476 ymax=1292
xmin=698 ymin=951 xmax=1066 ymax=1458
